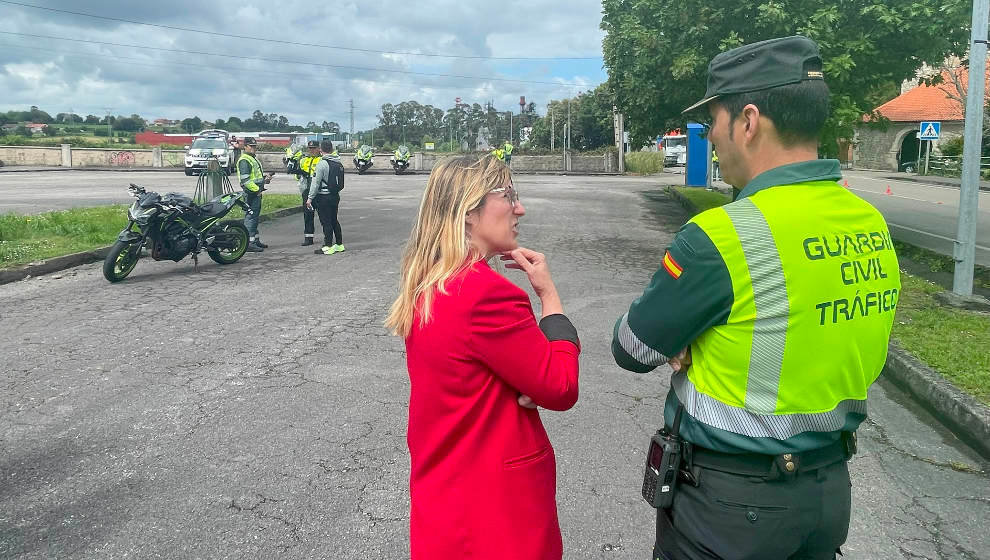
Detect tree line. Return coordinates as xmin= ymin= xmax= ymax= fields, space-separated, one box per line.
xmin=0 ymin=107 xmax=341 ymax=136
xmin=362 ymin=85 xmax=618 ymax=151
xmin=600 ymin=0 xmax=975 ymax=156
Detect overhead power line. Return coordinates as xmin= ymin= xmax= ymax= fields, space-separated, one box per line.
xmin=0 ymin=30 xmax=590 ymax=88
xmin=0 ymin=0 xmax=603 ymax=61
xmin=0 ymin=40 xmax=584 ymax=96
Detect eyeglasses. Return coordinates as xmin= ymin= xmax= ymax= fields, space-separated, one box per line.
xmin=489 ymin=185 xmax=519 ymax=207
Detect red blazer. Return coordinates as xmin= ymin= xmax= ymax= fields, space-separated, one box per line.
xmin=405 ymin=260 xmax=581 ymax=560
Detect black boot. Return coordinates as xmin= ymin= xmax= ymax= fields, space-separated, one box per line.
xmin=301 ymin=237 xmax=314 ymax=246
xmin=255 ymin=238 xmax=269 ymax=248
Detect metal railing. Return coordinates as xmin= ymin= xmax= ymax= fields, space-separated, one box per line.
xmin=921 ymin=155 xmax=990 ymax=178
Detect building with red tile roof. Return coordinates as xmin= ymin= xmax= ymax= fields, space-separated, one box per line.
xmin=855 ymin=65 xmax=979 ymax=171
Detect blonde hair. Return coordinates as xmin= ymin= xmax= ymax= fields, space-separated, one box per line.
xmin=385 ymin=154 xmax=511 ymax=337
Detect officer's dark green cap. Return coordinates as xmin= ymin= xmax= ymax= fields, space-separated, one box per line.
xmin=682 ymin=35 xmax=824 ymax=114
xmin=306 ymin=140 xmax=319 ymax=148
xmin=243 ymin=137 xmax=257 ymax=146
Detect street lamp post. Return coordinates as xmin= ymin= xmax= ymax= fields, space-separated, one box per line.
xmin=953 ymin=0 xmax=990 ymax=297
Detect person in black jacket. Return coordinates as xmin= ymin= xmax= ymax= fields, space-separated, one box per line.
xmin=306 ymin=140 xmax=346 ymax=255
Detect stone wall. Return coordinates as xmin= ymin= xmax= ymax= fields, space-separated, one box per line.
xmin=854 ymin=121 xmax=965 ymax=171
xmin=0 ymin=146 xmax=620 ymax=174
xmin=71 ymin=148 xmax=154 ymax=167
xmin=0 ymin=146 xmax=62 ymax=166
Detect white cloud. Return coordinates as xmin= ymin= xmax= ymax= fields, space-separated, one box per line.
xmin=0 ymin=0 xmax=606 ymax=129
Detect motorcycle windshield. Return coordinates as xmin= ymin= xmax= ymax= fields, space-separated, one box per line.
xmin=359 ymin=145 xmax=372 ymax=158
xmin=397 ymin=146 xmax=410 ymax=158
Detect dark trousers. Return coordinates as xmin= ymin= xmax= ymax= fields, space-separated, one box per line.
xmin=313 ymin=194 xmax=342 ymax=246
xmin=654 ymin=460 xmax=851 ymax=560
xmin=301 ymin=192 xmax=315 ymax=236
xmin=244 ymin=192 xmax=262 ymax=239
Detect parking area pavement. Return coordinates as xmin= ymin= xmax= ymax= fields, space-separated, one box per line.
xmin=1 ymin=173 xmax=988 ymax=558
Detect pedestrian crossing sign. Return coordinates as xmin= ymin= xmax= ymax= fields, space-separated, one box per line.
xmin=919 ymin=121 xmax=941 ymax=140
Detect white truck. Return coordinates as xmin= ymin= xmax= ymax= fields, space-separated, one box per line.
xmin=661 ymin=133 xmax=687 ymax=167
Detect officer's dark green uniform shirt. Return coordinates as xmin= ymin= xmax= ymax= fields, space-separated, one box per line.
xmin=612 ymin=159 xmax=900 ymax=455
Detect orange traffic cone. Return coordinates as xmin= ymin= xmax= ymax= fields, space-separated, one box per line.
xmin=884 ymin=185 xmax=892 ymax=195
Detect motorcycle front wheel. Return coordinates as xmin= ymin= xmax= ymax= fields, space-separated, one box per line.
xmin=207 ymin=221 xmax=249 ymax=265
xmin=103 ymin=240 xmax=140 ymax=282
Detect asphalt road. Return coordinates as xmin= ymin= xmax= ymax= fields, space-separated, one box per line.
xmin=0 ymin=169 xmax=305 ymax=213
xmin=839 ymin=170 xmax=988 ymax=266
xmin=2 ymin=167 xmax=985 ymax=267
xmin=1 ymin=174 xmax=988 ymax=558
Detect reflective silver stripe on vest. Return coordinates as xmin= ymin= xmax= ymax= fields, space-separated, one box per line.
xmin=671 ymin=372 xmax=865 ymax=439
xmin=723 ymin=198 xmax=789 ymax=414
xmin=616 ymin=312 xmax=669 ymax=367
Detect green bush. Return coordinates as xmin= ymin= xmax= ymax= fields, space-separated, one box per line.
xmin=940 ymin=136 xmax=964 ymax=157
xmin=624 ymin=151 xmax=665 ymax=174
xmin=0 ymin=135 xmax=30 ymax=146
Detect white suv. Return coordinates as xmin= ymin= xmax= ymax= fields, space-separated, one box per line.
xmin=184 ymin=130 xmax=233 ymax=175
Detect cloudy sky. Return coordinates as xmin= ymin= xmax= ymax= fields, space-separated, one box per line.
xmin=0 ymin=0 xmax=607 ymax=130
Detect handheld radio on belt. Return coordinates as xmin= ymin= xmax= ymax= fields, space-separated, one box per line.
xmin=642 ymin=404 xmax=684 ymax=509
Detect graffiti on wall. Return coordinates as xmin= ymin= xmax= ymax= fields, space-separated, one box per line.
xmin=109 ymin=151 xmax=135 ymax=166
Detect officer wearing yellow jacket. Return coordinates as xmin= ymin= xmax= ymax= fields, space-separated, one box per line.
xmin=236 ymin=137 xmax=272 ymax=252
xmin=612 ymin=36 xmax=899 ymax=560
xmin=490 ymin=146 xmax=505 ymax=161
xmin=503 ymin=141 xmax=513 ymax=165
xmin=294 ymin=140 xmax=322 ymax=246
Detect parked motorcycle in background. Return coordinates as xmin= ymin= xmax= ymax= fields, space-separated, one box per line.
xmin=102 ymin=184 xmax=252 ymax=282
xmin=390 ymin=145 xmax=411 ymax=175
xmin=354 ymin=144 xmax=374 ymax=174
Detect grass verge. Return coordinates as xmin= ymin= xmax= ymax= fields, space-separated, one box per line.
xmin=670 ymin=185 xmax=990 ymax=405
xmin=892 ymin=274 xmax=990 ymax=405
xmin=0 ymin=194 xmax=300 ymax=269
xmin=672 ymin=186 xmax=731 ymax=212
xmin=625 ymin=152 xmax=666 ymax=174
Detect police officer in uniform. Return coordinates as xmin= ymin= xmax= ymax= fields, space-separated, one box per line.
xmin=611 ymin=36 xmax=900 ymax=559
xmin=236 ymin=137 xmax=272 ymax=252
xmin=296 ymin=140 xmax=322 ymax=246
xmin=503 ymin=140 xmax=514 ymax=166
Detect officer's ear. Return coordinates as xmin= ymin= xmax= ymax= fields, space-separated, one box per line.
xmin=740 ymin=104 xmax=762 ymax=143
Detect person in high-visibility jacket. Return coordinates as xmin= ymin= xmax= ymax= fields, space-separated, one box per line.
xmin=295 ymin=140 xmax=322 ymax=246
xmin=503 ymin=141 xmax=514 ymax=166
xmin=236 ymin=137 xmax=273 ymax=252
xmin=612 ymin=36 xmax=900 ymax=560
xmin=490 ymin=146 xmax=505 ymax=161
xmin=711 ymin=148 xmax=720 ymax=182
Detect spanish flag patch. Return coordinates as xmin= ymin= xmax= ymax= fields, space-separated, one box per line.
xmin=662 ymin=251 xmax=683 ymax=279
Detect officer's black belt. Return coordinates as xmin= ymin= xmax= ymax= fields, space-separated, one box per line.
xmin=688 ymin=433 xmax=854 ymax=479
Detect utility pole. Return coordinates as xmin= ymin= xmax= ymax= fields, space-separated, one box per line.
xmin=566 ymin=98 xmax=571 ymax=151
xmin=953 ymin=0 xmax=989 ymax=297
xmin=349 ymin=99 xmax=355 ymax=148
xmin=614 ymin=105 xmax=625 ymax=173
xmin=102 ymin=107 xmax=113 ymax=146
xmin=550 ymin=101 xmax=555 ymax=151
xmin=509 ymin=111 xmax=513 ymax=143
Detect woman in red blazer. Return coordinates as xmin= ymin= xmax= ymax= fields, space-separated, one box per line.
xmin=386 ymin=155 xmax=580 ymax=560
